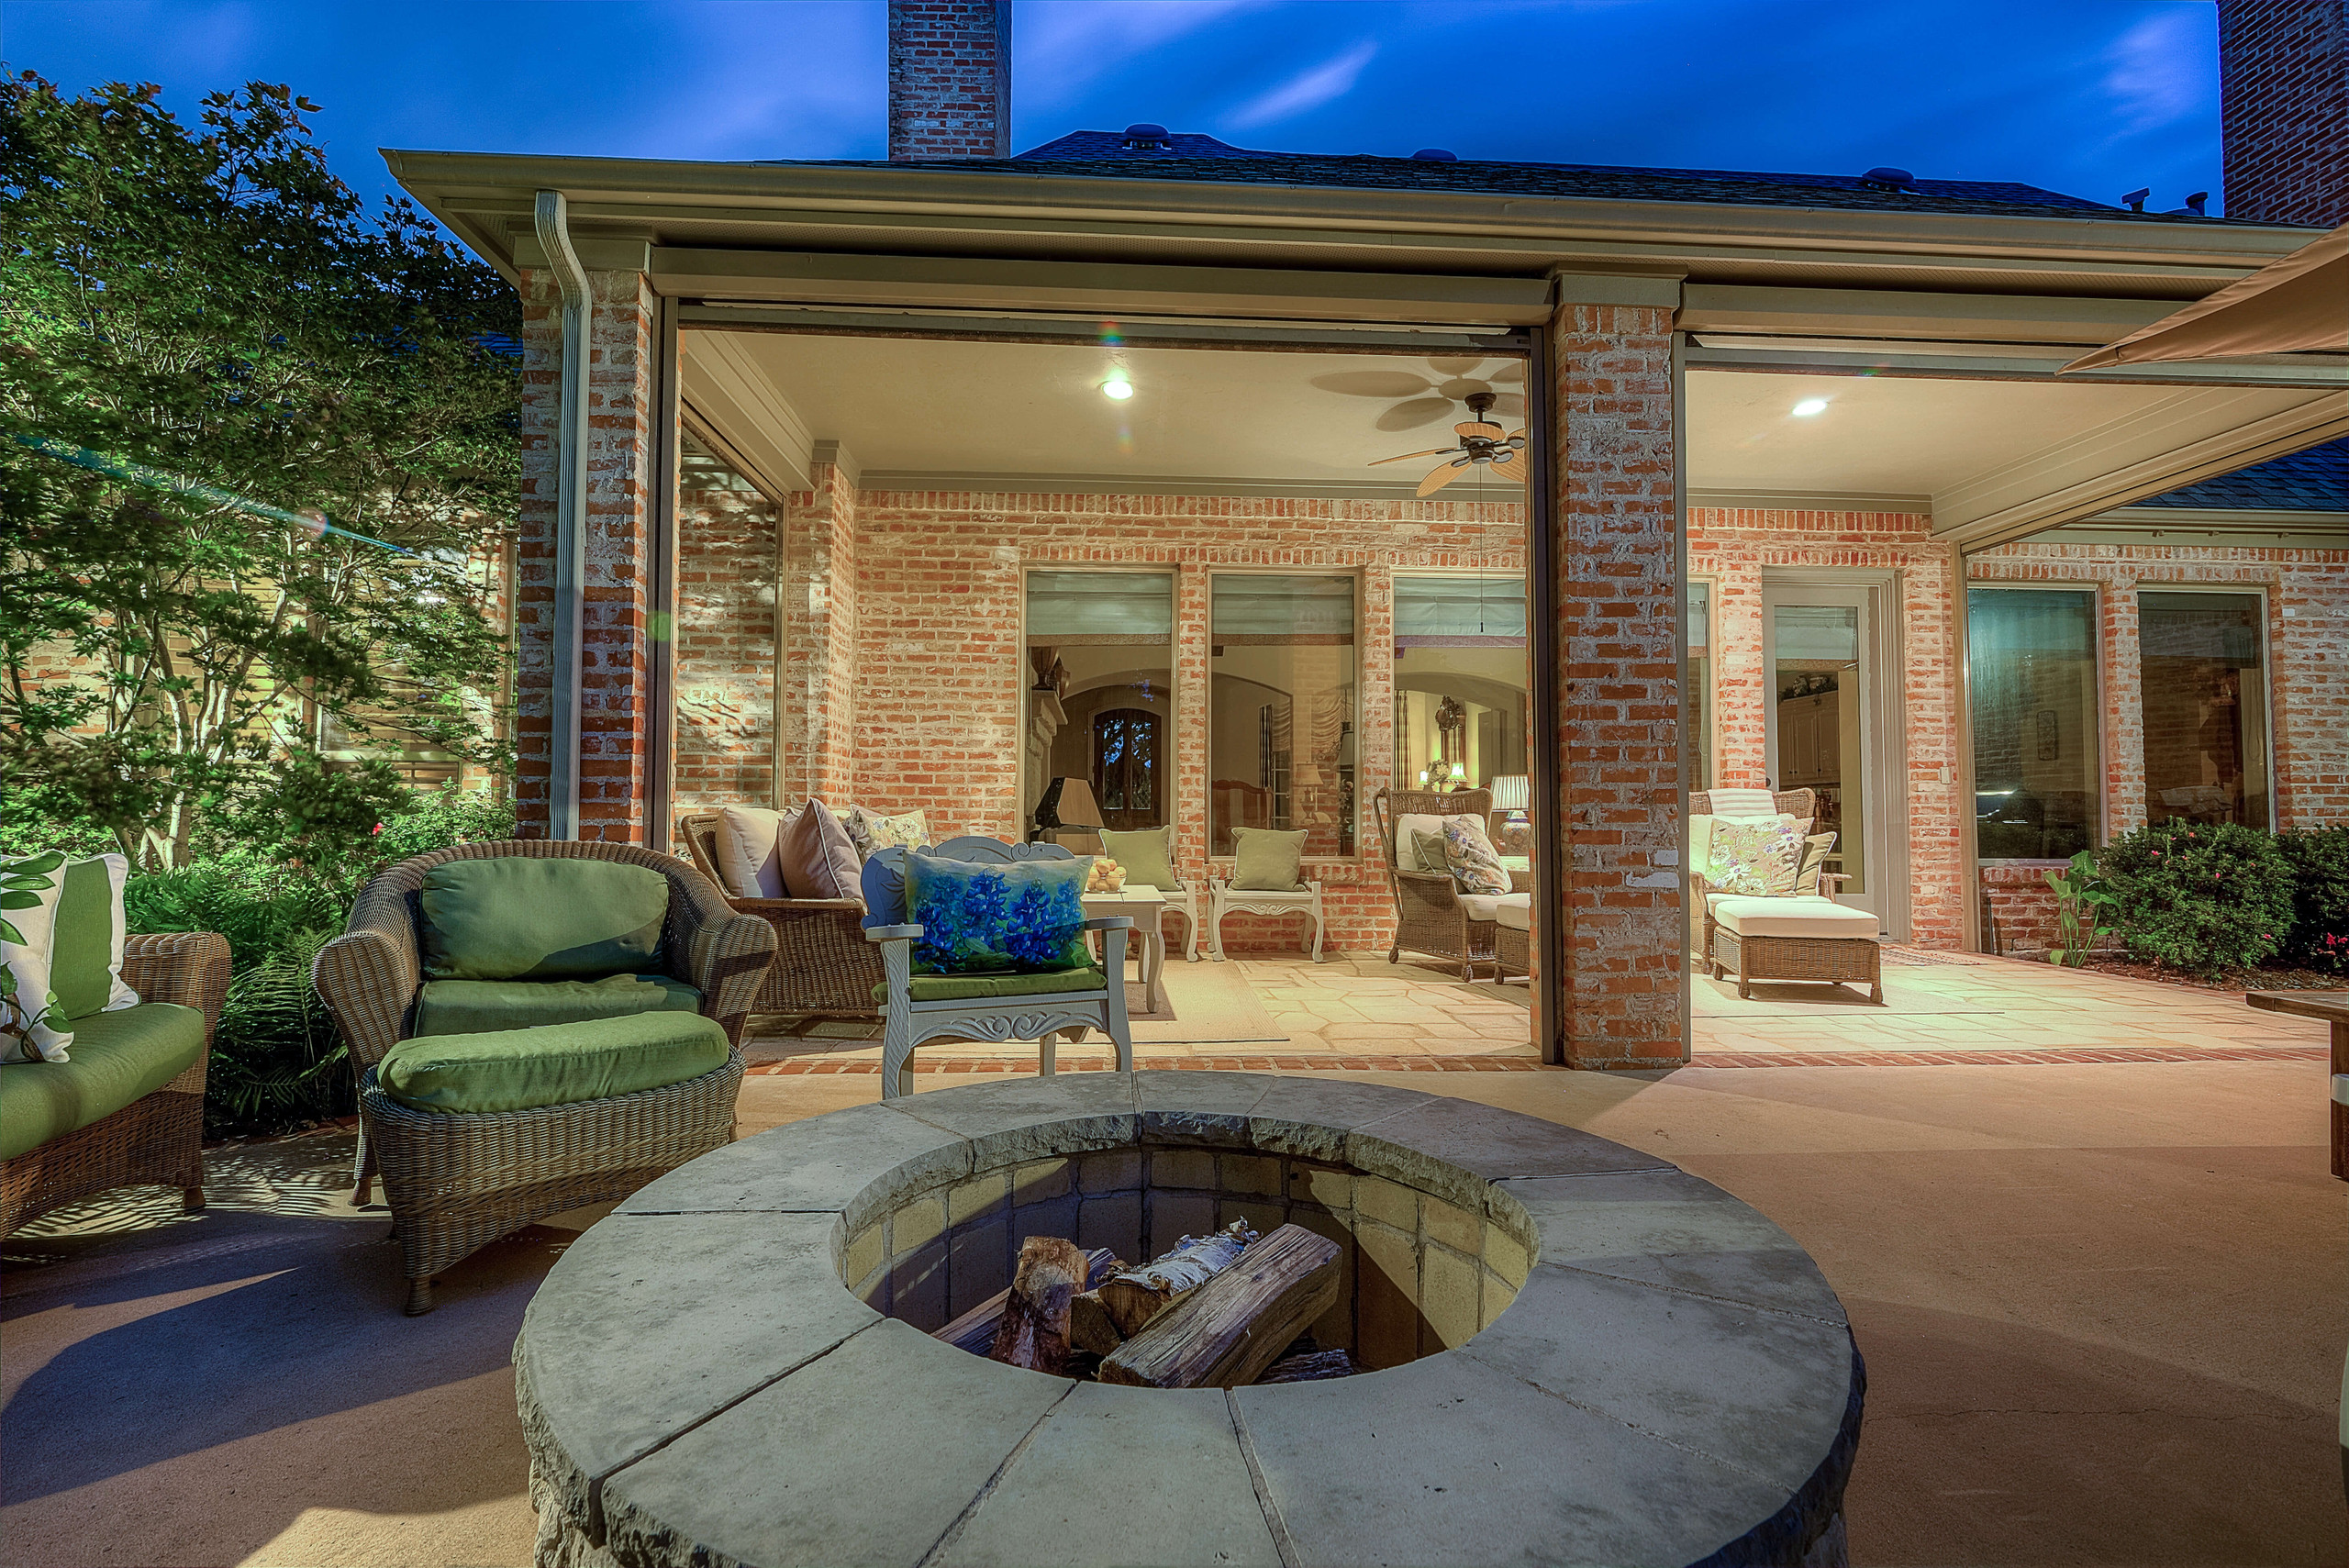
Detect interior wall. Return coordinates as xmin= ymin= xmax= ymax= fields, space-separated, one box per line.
xmin=845 ymin=487 xmax=1526 ymax=952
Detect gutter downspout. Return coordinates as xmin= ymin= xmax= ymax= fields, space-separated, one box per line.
xmin=534 ymin=190 xmax=590 ymax=840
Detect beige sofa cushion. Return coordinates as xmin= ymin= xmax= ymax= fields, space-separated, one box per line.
xmin=1459 ymin=891 xmax=1530 ymax=923
xmin=1713 ymin=895 xmax=1878 ymax=940
xmin=716 ymin=805 xmax=796 ymax=898
xmin=1491 ymin=895 xmax=1531 ymax=932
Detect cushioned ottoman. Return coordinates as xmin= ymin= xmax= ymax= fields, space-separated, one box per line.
xmin=1709 ymin=895 xmax=1882 ymax=1003
xmin=1493 ymin=896 xmax=1531 ymax=979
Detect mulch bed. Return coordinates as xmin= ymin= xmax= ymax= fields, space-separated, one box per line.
xmin=2065 ymin=953 xmax=2347 ymax=995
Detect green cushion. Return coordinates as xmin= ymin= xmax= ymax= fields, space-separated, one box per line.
xmin=377 ymin=1011 xmax=730 ymax=1116
xmin=412 ymin=973 xmax=702 ymax=1038
xmin=1100 ymin=828 xmax=1178 ymax=892
xmin=418 ymin=858 xmax=672 ymax=981
xmin=50 ymin=857 xmax=117 ymax=1020
xmin=0 ymin=1004 xmax=204 ymax=1161
xmin=873 ymin=964 xmax=1110 ymax=1005
xmin=1230 ymin=828 xmax=1308 ymax=891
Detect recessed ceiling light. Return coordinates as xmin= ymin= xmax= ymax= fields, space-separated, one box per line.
xmin=1791 ymin=398 xmax=1828 ymax=417
xmin=1101 ymin=376 xmax=1134 ymax=400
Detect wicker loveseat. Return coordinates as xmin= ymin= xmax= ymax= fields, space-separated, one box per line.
xmin=679 ymin=810 xmax=883 ymax=1019
xmin=1 ymin=931 xmax=231 ymax=1237
xmin=1375 ymin=788 xmax=1530 ymax=982
xmin=312 ymin=840 xmax=773 ymax=1312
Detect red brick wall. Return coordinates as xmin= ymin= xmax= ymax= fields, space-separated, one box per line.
xmin=841 ymin=487 xmax=1525 ymax=955
xmin=1553 ymin=306 xmax=1682 ymax=1066
xmin=671 ymin=480 xmax=781 ymax=846
xmin=782 ymin=461 xmax=860 ymax=806
xmin=887 ymin=0 xmax=1010 ymax=161
xmin=1971 ymin=539 xmax=2349 ymax=830
xmin=1687 ymin=506 xmax=1968 ymax=950
xmin=1978 ymin=861 xmax=2068 ymax=955
xmin=516 ymin=268 xmax=660 ymax=842
xmin=2219 ymin=0 xmax=2349 ymax=225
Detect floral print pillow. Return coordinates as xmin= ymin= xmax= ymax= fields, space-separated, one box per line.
xmin=841 ymin=805 xmax=930 ymax=862
xmin=1705 ymin=819 xmax=1806 ymax=896
xmin=904 ymin=851 xmax=1092 ymax=974
xmin=1441 ymin=817 xmax=1512 ymax=896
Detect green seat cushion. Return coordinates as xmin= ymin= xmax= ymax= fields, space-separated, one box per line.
xmin=873 ymin=964 xmax=1110 ymax=1005
xmin=0 ymin=1004 xmax=204 ymax=1161
xmin=411 ymin=973 xmax=702 ymax=1038
xmin=377 ymin=1011 xmax=731 ymax=1116
xmin=1230 ymin=827 xmax=1308 ymax=891
xmin=419 ymin=858 xmax=672 ymax=981
xmin=1099 ymin=828 xmax=1178 ymax=892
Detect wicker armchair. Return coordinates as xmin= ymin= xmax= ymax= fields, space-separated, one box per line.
xmin=1688 ymin=788 xmax=1827 ymax=957
xmin=679 ymin=810 xmax=882 ymax=1019
xmin=0 ymin=931 xmax=231 ymax=1237
xmin=312 ymin=841 xmax=771 ymax=1313
xmin=1375 ymin=789 xmax=1530 ymax=982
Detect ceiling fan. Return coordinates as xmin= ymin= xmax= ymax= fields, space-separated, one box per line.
xmin=1370 ymin=391 xmax=1529 ymax=496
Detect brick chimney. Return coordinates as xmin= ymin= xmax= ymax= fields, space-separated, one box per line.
xmin=2218 ymin=0 xmax=2349 ymax=225
xmin=888 ymin=0 xmax=1011 ymax=161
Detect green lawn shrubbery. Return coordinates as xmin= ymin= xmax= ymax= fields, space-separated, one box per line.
xmin=2092 ymin=819 xmax=2337 ymax=980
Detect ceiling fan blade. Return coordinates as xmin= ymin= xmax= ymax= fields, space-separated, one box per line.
xmin=1453 ymin=420 xmax=1506 ymax=440
xmin=1425 ymin=356 xmax=1485 ymax=377
xmin=1418 ymin=460 xmax=1470 ymax=498
xmin=1376 ymin=397 xmax=1454 ymax=432
xmin=1491 ymin=361 xmax=1526 ymax=384
xmin=1311 ymin=371 xmax=1436 ymax=398
xmin=1487 ymin=449 xmax=1529 ymax=481
xmin=1368 ymin=446 xmax=1458 ymax=466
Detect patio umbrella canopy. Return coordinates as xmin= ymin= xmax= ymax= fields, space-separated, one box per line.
xmin=2063 ymin=223 xmax=2349 ymax=372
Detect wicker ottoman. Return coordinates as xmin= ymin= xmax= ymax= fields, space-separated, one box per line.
xmin=1709 ymin=895 xmax=1883 ymax=1004
xmin=1494 ymin=895 xmax=1531 ymax=979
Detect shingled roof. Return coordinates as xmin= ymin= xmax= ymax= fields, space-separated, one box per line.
xmin=2132 ymin=438 xmax=2349 ymax=511
xmin=786 ymin=128 xmax=2246 ymax=224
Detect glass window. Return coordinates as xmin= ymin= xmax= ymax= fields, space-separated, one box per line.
xmin=1393 ymin=573 xmax=1529 ymax=853
xmin=1772 ymin=603 xmax=1866 ymax=893
xmin=1025 ymin=571 xmax=1174 ymax=838
xmin=1210 ymin=573 xmax=1356 ymax=857
xmin=1687 ymin=582 xmax=1713 ymax=794
xmin=1967 ymin=587 xmax=2099 ymax=861
xmin=2140 ymin=590 xmax=2269 ymax=829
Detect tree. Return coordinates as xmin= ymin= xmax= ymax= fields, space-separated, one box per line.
xmin=0 ymin=74 xmax=519 ymax=868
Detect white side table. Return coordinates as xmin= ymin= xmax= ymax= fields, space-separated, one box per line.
xmin=1083 ymin=888 xmax=1167 ymax=1014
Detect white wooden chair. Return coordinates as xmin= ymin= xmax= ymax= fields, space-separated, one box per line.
xmin=1206 ymin=877 xmax=1328 ymax=963
xmin=861 ymin=837 xmax=1134 ymax=1099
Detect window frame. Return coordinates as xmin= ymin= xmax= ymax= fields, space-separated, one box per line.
xmin=1962 ymin=577 xmax=2109 ymax=862
xmin=2132 ymin=582 xmax=2277 ymax=833
xmin=1686 ymin=572 xmax=1720 ymax=796
xmin=1206 ymin=564 xmax=1365 ymax=864
xmin=1019 ymin=564 xmax=1181 ymax=839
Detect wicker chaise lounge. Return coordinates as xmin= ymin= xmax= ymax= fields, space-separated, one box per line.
xmin=1375 ymin=788 xmax=1529 ymax=981
xmin=313 ymin=840 xmax=774 ymax=1312
xmin=0 ymin=931 xmax=231 ymax=1237
xmin=1690 ymin=788 xmax=1881 ymax=1004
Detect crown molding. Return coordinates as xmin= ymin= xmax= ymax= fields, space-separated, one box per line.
xmin=1688 ymin=488 xmax=1933 ymax=515
xmin=854 ymin=470 xmax=1531 ymax=502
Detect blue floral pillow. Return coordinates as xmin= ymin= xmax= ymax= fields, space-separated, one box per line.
xmin=904 ymin=852 xmax=1092 ymax=974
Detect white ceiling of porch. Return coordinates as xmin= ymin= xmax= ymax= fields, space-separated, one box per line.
xmin=685 ymin=328 xmax=2343 ymax=540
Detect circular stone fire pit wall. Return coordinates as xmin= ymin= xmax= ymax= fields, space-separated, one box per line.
xmin=517 ymin=1073 xmax=1863 ymax=1568
xmin=841 ymin=1139 xmax=1530 ymax=1367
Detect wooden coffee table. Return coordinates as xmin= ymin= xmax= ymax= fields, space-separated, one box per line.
xmin=2246 ymin=990 xmax=2349 ymax=1180
xmin=1083 ymin=887 xmax=1166 ymax=1015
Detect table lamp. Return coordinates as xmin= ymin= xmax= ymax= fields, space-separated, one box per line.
xmin=1490 ymin=773 xmax=1531 ymax=825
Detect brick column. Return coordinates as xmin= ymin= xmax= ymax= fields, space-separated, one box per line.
xmin=782 ymin=461 xmax=859 ymax=807
xmin=888 ymin=0 xmax=1012 ymax=161
xmin=517 ymin=268 xmax=661 ymax=842
xmin=1174 ymin=564 xmax=1211 ymax=880
xmin=1550 ymin=305 xmax=1683 ymax=1067
xmin=2101 ymin=574 xmax=2146 ymax=835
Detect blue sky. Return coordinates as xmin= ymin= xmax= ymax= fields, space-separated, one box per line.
xmin=3 ymin=1 xmax=2227 ymax=234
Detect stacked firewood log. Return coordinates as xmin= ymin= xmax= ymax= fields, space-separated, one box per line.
xmin=929 ymin=1218 xmax=1355 ymax=1387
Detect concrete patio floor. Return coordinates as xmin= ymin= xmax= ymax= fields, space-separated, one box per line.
xmin=2 ymin=996 xmax=2341 ymax=1566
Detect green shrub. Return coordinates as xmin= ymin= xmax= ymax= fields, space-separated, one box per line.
xmin=2276 ymin=825 xmax=2349 ymax=971
xmin=2096 ymin=820 xmax=2294 ymax=979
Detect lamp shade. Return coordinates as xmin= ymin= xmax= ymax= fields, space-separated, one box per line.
xmin=1036 ymin=775 xmax=1103 ymax=829
xmin=1490 ymin=774 xmax=1530 ymax=813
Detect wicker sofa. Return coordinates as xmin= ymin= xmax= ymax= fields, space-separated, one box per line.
xmin=679 ymin=810 xmax=882 ymax=1019
xmin=1 ymin=931 xmax=231 ymax=1237
xmin=312 ymin=840 xmax=773 ymax=1312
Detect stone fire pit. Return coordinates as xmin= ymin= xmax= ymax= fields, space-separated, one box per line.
xmin=518 ymin=1073 xmax=1862 ymax=1568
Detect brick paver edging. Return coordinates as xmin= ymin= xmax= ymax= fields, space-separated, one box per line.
xmin=749 ymin=1043 xmax=2324 ymax=1075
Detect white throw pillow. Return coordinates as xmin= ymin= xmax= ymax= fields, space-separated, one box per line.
xmin=717 ymin=805 xmax=797 ymax=899
xmin=0 ymin=851 xmax=75 ymax=1062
